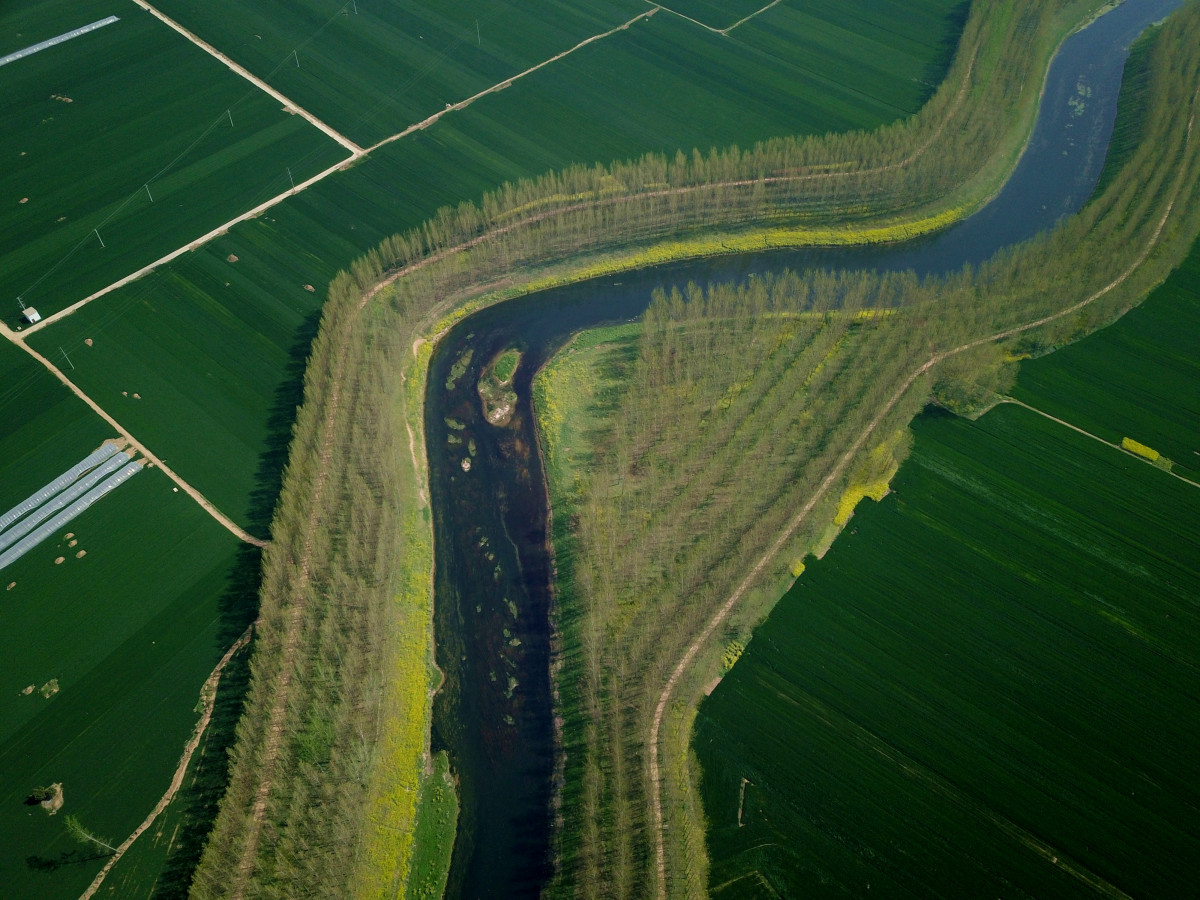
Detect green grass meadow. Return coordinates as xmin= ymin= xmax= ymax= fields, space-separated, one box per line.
xmin=533 ymin=321 xmax=640 ymax=506
xmin=406 ymin=751 xmax=459 ymax=900
xmin=1013 ymin=237 xmax=1200 ymax=477
xmin=0 ymin=0 xmax=347 ymax=322
xmin=0 ymin=465 xmax=254 ymax=899
xmin=695 ymin=400 xmax=1200 ymax=899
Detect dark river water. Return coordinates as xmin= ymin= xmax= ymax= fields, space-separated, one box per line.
xmin=424 ymin=0 xmax=1181 ymax=895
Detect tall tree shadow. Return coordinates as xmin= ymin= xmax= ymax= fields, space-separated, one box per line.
xmin=26 ymin=849 xmax=111 ymax=872
xmin=923 ymin=1 xmax=974 ymax=93
xmin=243 ymin=307 xmax=324 ymax=541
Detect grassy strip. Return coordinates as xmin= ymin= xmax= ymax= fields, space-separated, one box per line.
xmin=406 ymin=752 xmax=459 ymax=900
xmin=189 ymin=0 xmax=1153 ymax=895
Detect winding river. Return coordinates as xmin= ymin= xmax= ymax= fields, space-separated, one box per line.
xmin=424 ymin=0 xmax=1181 ymax=895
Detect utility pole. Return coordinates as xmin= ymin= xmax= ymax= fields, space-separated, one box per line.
xmin=227 ymin=108 xmax=234 ymax=128
xmin=59 ymin=347 xmax=74 ymax=371
xmin=476 ymin=19 xmax=481 ymax=46
xmin=351 ymin=0 xmax=358 ymax=13
xmin=292 ymin=49 xmax=300 ymax=67
xmin=144 ymin=183 xmax=153 ymax=202
xmin=93 ymin=228 xmax=105 ymax=249
xmin=287 ymin=167 xmax=296 ymax=191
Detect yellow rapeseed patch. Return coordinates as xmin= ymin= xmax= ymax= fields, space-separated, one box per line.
xmin=1122 ymin=436 xmax=1160 ymax=461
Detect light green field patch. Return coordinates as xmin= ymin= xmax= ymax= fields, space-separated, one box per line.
xmin=405 ymin=751 xmax=459 ymax=900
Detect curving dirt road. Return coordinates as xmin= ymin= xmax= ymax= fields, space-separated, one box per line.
xmin=78 ymin=624 xmax=254 ymax=900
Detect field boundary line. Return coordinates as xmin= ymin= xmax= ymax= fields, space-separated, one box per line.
xmin=648 ymin=96 xmax=1197 ymax=900
xmin=131 ymin=0 xmax=364 ymax=155
xmin=1002 ymin=397 xmax=1200 ymax=489
xmin=644 ymin=1 xmax=823 ymax=39
xmin=0 ymin=333 xmax=266 ymax=547
xmin=721 ymin=0 xmax=786 ymax=34
xmin=78 ymin=624 xmax=254 ymax=900
xmin=645 ymin=3 xmax=723 ymax=35
xmin=366 ymin=9 xmax=660 ymax=154
xmin=17 ymin=152 xmax=355 ymax=337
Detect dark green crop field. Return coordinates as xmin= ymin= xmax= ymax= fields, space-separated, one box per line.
xmin=0 ymin=466 xmax=253 ymax=899
xmin=26 ymin=228 xmax=327 ymax=539
xmin=1013 ymin=236 xmax=1200 ymax=477
xmin=27 ymin=0 xmax=963 ymax=536
xmin=695 ymin=402 xmax=1200 ymax=899
xmin=733 ymin=0 xmax=967 ymax=118
xmin=0 ymin=0 xmax=346 ymax=322
xmin=149 ymin=0 xmax=648 ymax=147
xmin=660 ymin=0 xmax=965 ymax=103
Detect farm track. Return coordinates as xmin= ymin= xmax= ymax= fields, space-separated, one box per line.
xmin=647 ymin=99 xmax=1198 ymax=900
xmin=1002 ymin=397 xmax=1200 ymax=490
xmin=647 ymin=0 xmax=785 ymax=36
xmin=78 ymin=624 xmax=254 ymax=900
xmin=0 ymin=334 xmax=267 ymax=548
xmin=131 ymin=0 xmax=364 ymax=156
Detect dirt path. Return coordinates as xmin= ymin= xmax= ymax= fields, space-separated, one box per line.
xmin=132 ymin=0 xmax=363 ymax=156
xmin=78 ymin=625 xmax=254 ymax=900
xmin=647 ymin=102 xmax=1196 ymax=899
xmin=365 ymin=9 xmax=659 ymax=154
xmin=7 ymin=338 xmax=267 ymax=548
xmin=647 ymin=3 xmax=722 ymax=35
xmin=1002 ymin=397 xmax=1200 ymax=490
xmin=721 ymin=0 xmax=786 ymax=34
xmin=648 ymin=0 xmax=786 ymax=36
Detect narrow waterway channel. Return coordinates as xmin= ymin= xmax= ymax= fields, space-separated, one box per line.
xmin=424 ymin=0 xmax=1181 ymax=895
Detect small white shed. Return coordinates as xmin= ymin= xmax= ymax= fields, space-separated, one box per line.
xmin=21 ymin=307 xmax=41 ymax=324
